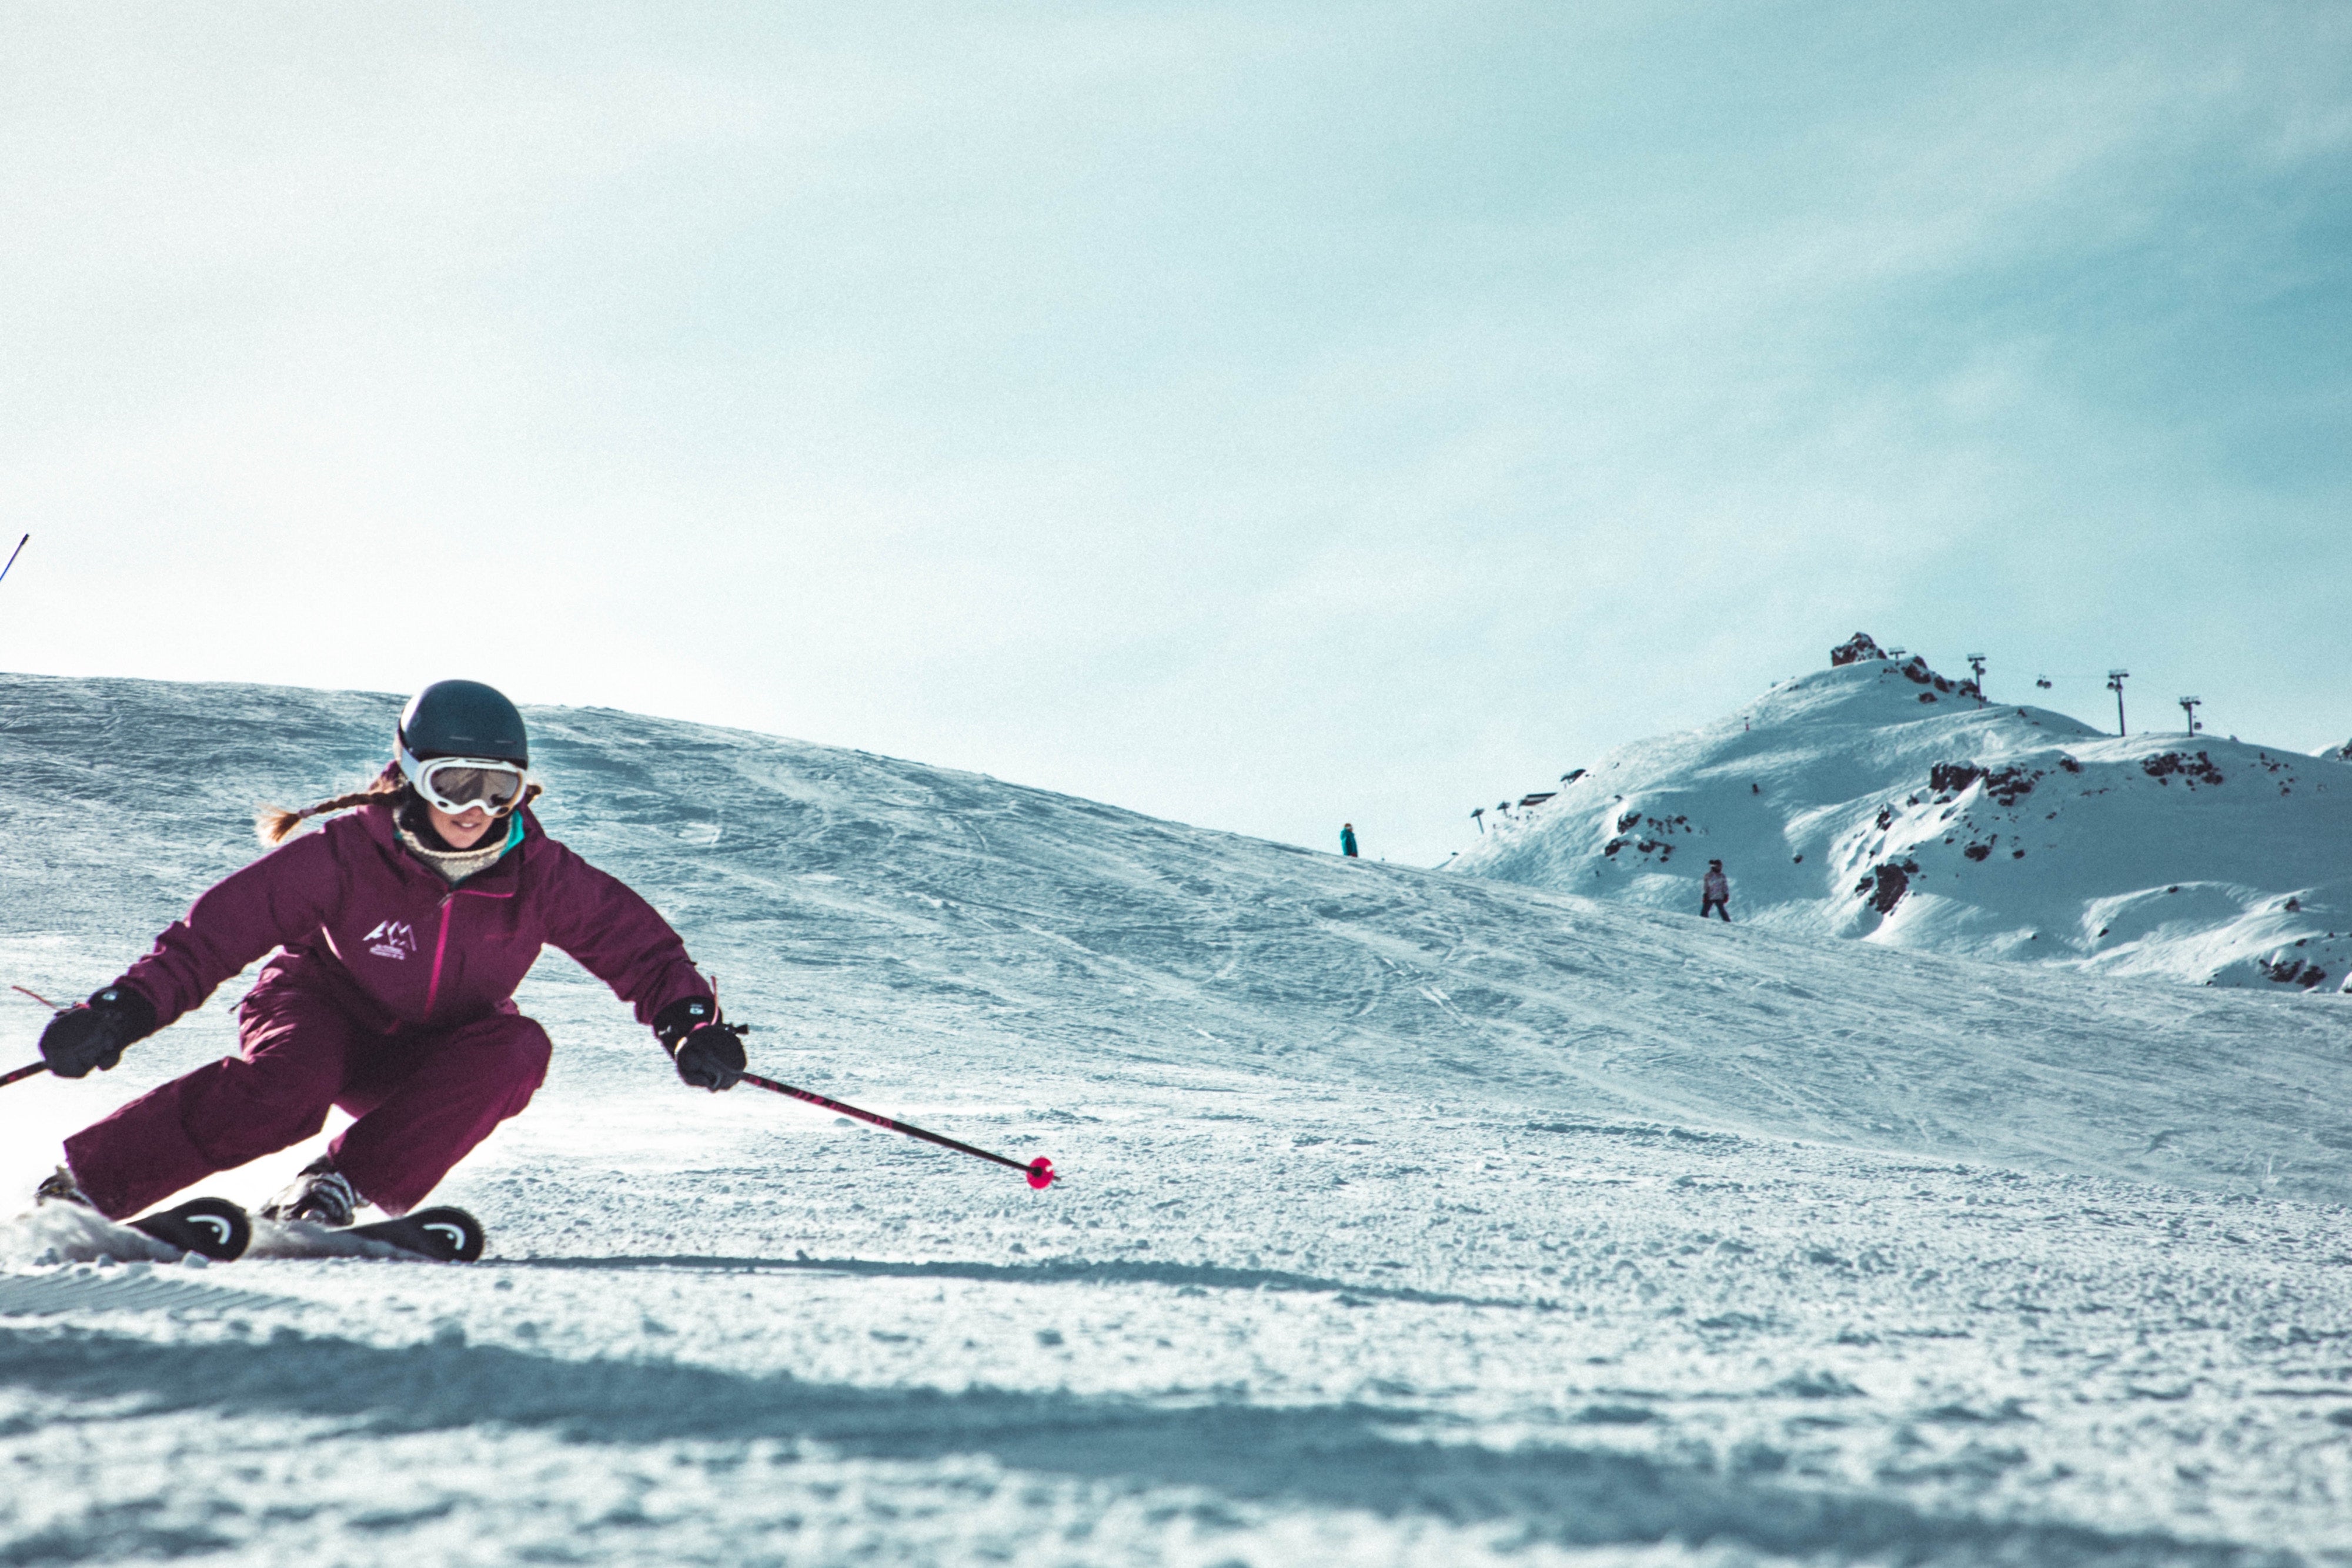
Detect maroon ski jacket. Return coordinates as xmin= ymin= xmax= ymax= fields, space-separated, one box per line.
xmin=113 ymin=803 xmax=711 ymax=1037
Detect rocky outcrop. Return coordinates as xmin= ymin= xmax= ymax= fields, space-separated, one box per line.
xmin=1929 ymin=763 xmax=1979 ymax=797
xmin=2259 ymin=955 xmax=2331 ymax=989
xmin=1896 ymin=657 xmax=1957 ymax=695
xmin=1830 ymin=633 xmax=1885 ymax=667
xmin=1927 ymin=763 xmax=2040 ymax=805
xmin=1854 ymin=860 xmax=1916 ymax=915
xmin=2141 ymin=752 xmax=2225 ymax=788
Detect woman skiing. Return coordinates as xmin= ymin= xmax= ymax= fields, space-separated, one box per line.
xmin=34 ymin=679 xmax=746 ymax=1228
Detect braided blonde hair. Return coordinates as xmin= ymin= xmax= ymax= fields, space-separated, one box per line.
xmin=256 ymin=762 xmax=405 ymax=846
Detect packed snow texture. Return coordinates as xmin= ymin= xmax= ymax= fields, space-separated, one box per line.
xmin=3 ymin=671 xmax=2351 ymax=1566
xmin=1451 ymin=644 xmax=2352 ymax=994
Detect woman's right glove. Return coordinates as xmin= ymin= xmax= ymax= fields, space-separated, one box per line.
xmin=652 ymin=997 xmax=746 ymax=1091
xmin=39 ymin=985 xmax=159 ymax=1078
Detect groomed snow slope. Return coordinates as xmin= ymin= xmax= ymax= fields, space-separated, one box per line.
xmin=1451 ymin=651 xmax=2352 ymax=993
xmin=4 ymin=671 xmax=2351 ymax=1567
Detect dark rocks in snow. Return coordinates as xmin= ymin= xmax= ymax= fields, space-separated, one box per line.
xmin=1855 ymin=860 xmax=1916 ymax=915
xmin=1929 ymin=763 xmax=1982 ymax=797
xmin=2141 ymin=752 xmax=2224 ymax=787
xmin=1875 ymin=805 xmax=1895 ymax=830
xmin=1983 ymin=767 xmax=2039 ymax=805
xmin=1928 ymin=762 xmax=2040 ymax=806
xmin=1895 ymin=656 xmax=1956 ymax=694
xmin=2057 ymin=755 xmax=2083 ymax=774
xmin=1830 ymin=632 xmax=1886 ymax=667
xmin=1963 ymin=841 xmax=1994 ymax=862
xmin=2259 ymin=956 xmax=2331 ymax=989
xmin=1603 ymin=817 xmax=1693 ymax=864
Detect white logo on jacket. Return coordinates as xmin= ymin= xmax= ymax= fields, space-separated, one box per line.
xmin=365 ymin=920 xmax=419 ymax=960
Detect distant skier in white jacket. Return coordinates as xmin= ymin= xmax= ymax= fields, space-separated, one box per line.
xmin=1700 ymin=861 xmax=1731 ymax=923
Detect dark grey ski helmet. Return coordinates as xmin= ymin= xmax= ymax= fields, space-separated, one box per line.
xmin=398 ymin=680 xmax=528 ymax=765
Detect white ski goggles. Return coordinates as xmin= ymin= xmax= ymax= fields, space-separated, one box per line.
xmin=397 ymin=745 xmax=529 ymax=816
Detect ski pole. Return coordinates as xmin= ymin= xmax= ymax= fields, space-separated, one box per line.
xmin=4 ymin=986 xmax=61 ymax=1084
xmin=739 ymin=1071 xmax=1057 ymax=1189
xmin=0 ymin=534 xmax=24 ymax=589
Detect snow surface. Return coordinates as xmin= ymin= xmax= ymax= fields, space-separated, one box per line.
xmin=4 ymin=670 xmax=2352 ymax=1566
xmin=1450 ymin=651 xmax=2352 ymax=994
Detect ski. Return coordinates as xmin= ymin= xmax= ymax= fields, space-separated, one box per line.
xmin=244 ymin=1205 xmax=487 ymax=1262
xmin=128 ymin=1196 xmax=252 ymax=1261
xmin=348 ymin=1206 xmax=486 ymax=1262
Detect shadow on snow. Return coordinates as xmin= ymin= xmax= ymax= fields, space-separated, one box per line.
xmin=492 ymin=1252 xmax=1543 ymax=1310
xmin=0 ymin=1326 xmax=2268 ymax=1567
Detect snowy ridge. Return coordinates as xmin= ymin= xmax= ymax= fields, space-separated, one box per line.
xmin=1450 ymin=644 xmax=2352 ymax=992
xmin=5 ymin=671 xmax=2352 ymax=1565
xmin=5 ymin=668 xmax=2350 ymax=1203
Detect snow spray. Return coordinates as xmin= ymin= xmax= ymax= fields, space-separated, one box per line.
xmin=737 ymin=1071 xmax=1057 ymax=1188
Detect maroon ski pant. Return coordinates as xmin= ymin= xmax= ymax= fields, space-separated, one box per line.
xmin=64 ymin=981 xmax=550 ymax=1220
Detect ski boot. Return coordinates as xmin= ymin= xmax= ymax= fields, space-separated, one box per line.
xmin=259 ymin=1156 xmax=362 ymax=1227
xmin=38 ymin=1163 xmax=249 ymax=1260
xmin=35 ymin=1165 xmax=95 ymax=1209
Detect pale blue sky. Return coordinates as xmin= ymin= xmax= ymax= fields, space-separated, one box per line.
xmin=3 ymin=2 xmax=2346 ymax=864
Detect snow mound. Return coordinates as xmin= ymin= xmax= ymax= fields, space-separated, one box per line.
xmin=1451 ymin=640 xmax=2352 ymax=992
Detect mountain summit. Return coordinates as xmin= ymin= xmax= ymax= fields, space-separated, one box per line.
xmin=1449 ymin=636 xmax=2351 ymax=992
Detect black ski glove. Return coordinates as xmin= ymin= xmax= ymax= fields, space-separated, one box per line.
xmin=39 ymin=985 xmax=159 ymax=1079
xmin=653 ymin=997 xmax=746 ymax=1091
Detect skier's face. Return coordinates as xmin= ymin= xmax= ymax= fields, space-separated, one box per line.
xmin=429 ymin=801 xmax=496 ymax=849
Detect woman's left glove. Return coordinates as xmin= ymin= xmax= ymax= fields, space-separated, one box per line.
xmin=40 ymin=985 xmax=159 ymax=1078
xmin=652 ymin=997 xmax=746 ymax=1092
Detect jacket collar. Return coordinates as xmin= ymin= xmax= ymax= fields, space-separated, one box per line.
xmin=355 ymin=801 xmax=539 ymax=890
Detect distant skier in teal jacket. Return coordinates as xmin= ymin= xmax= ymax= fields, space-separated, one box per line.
xmin=1339 ymin=823 xmax=1359 ymax=858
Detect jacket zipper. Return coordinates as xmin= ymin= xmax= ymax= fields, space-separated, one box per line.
xmin=420 ymin=886 xmax=519 ymax=1021
xmin=423 ymin=897 xmax=456 ymax=1018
